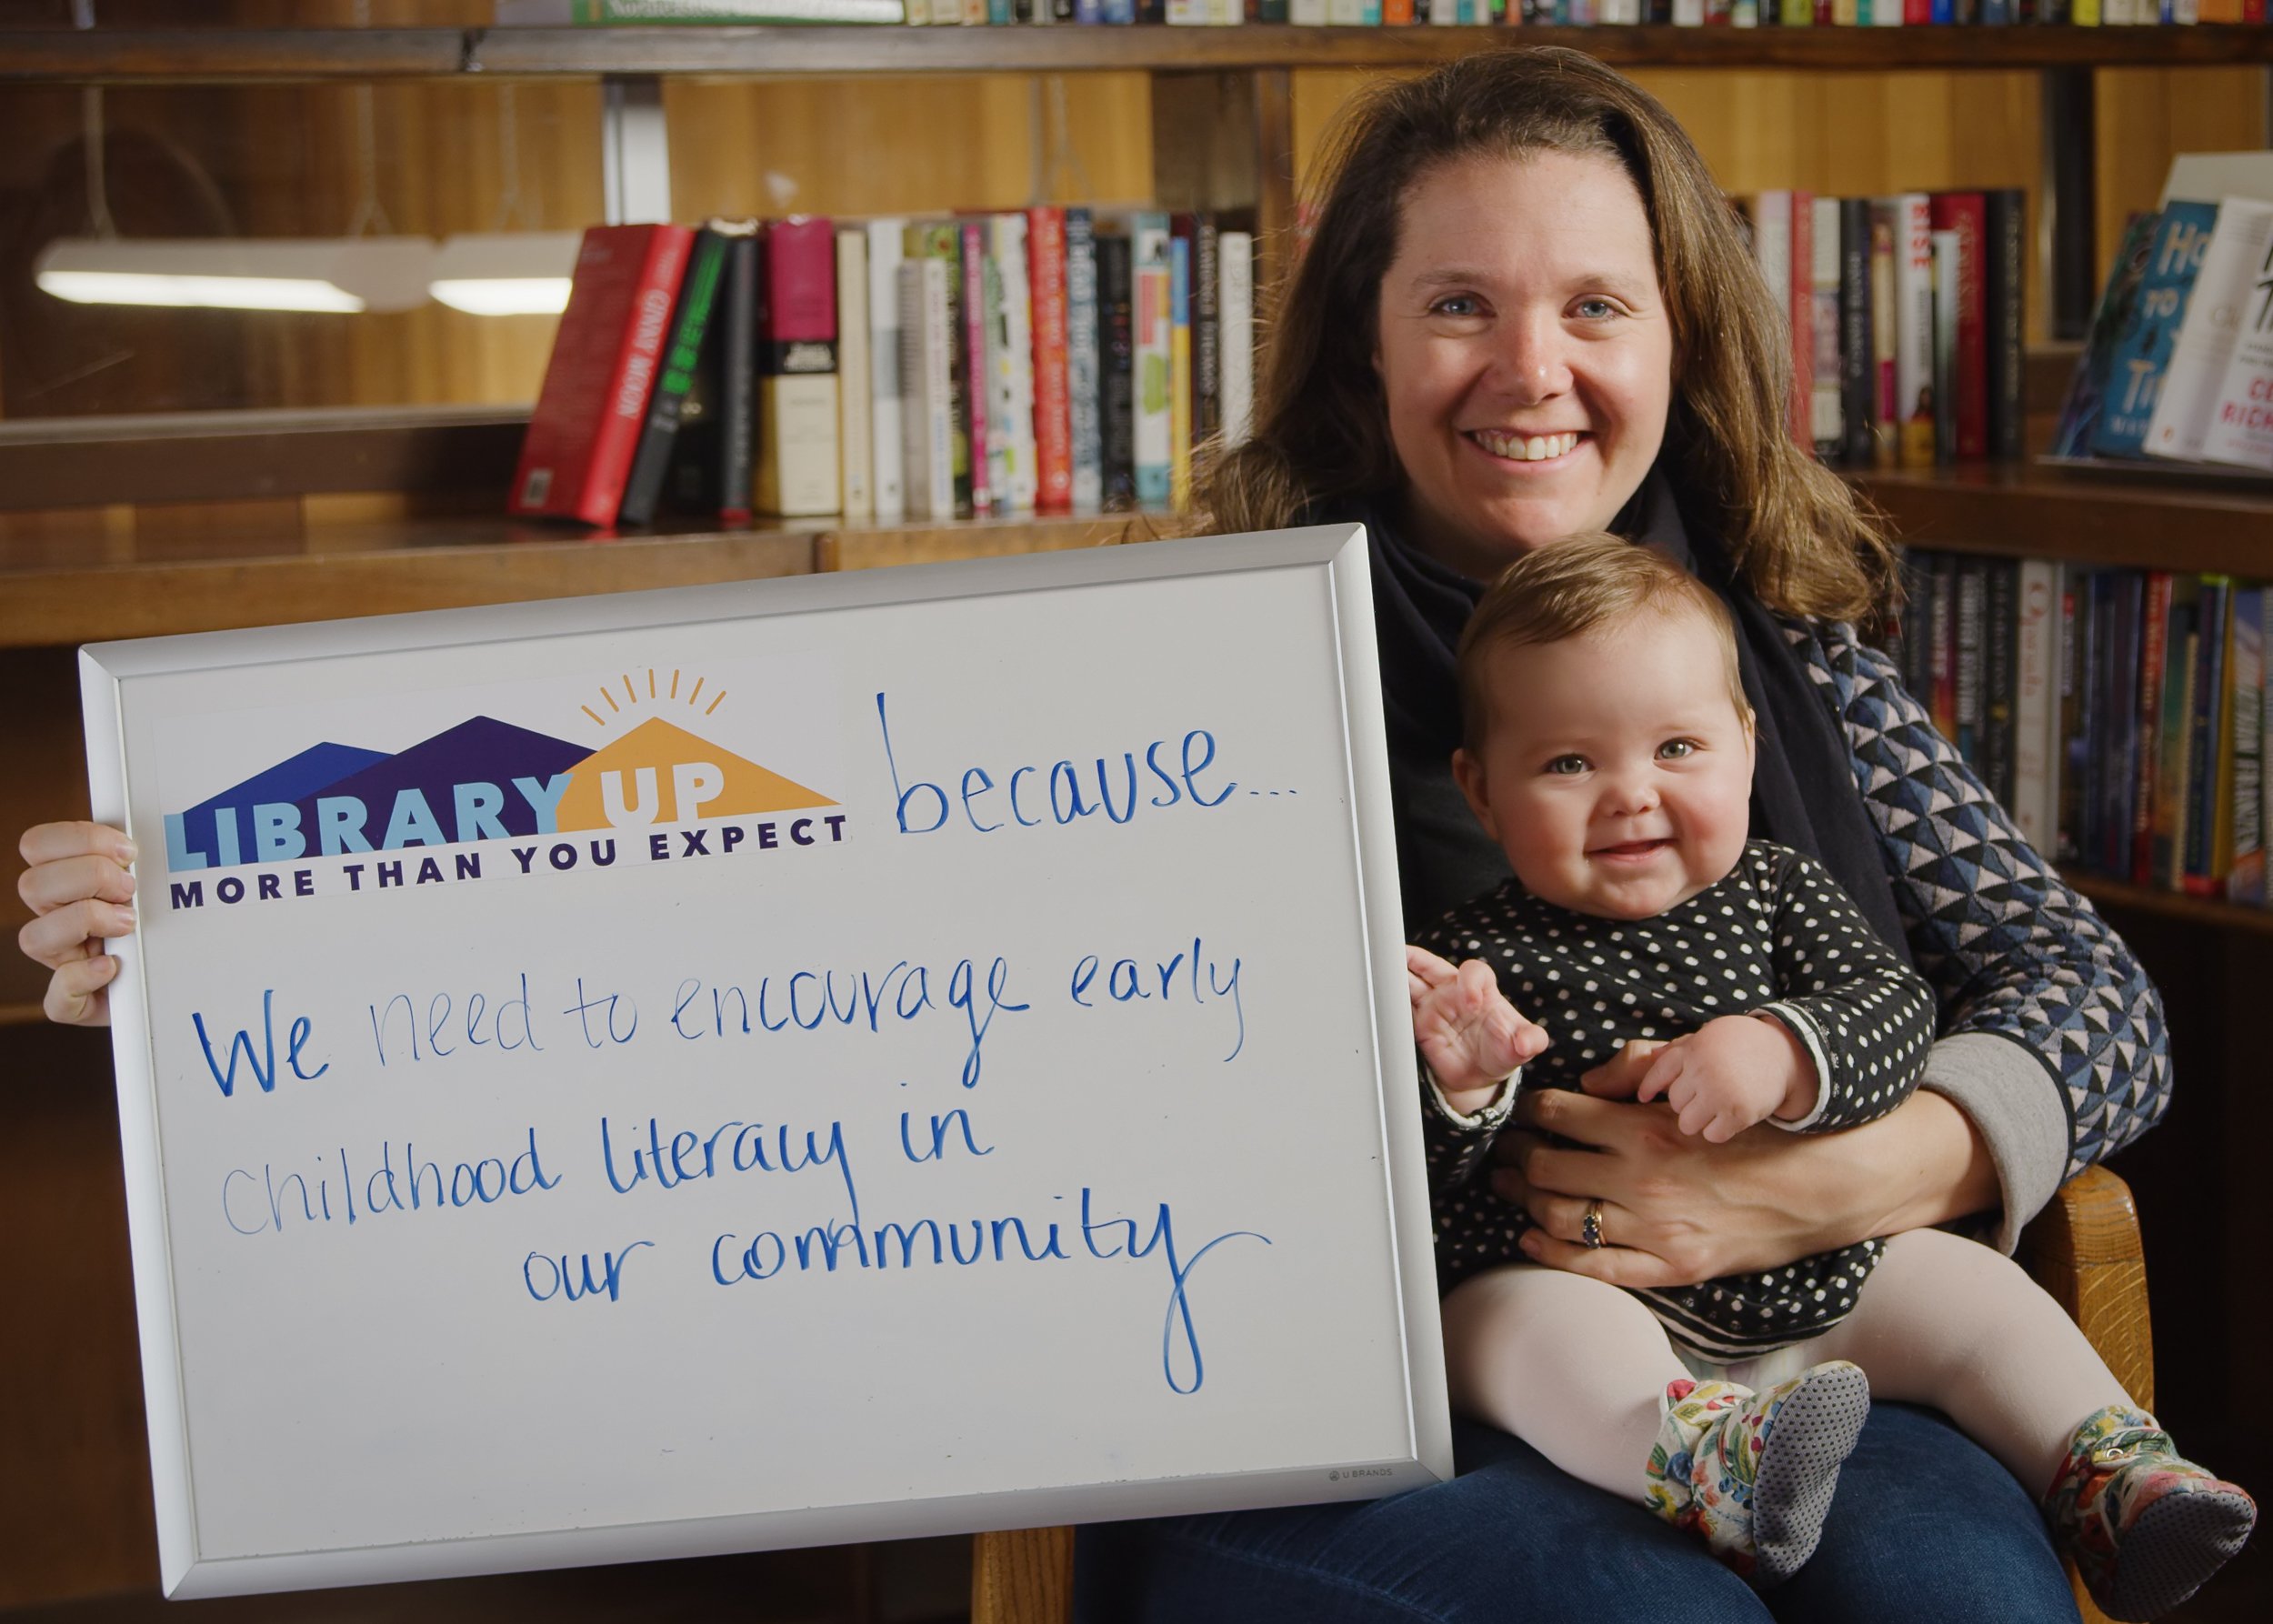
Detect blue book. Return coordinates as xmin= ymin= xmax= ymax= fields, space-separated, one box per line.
xmin=1931 ymin=0 xmax=1952 ymax=18
xmin=2092 ymin=202 xmax=2218 ymax=460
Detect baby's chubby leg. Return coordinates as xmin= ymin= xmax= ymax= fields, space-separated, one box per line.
xmin=1440 ymin=1263 xmax=1687 ymax=1498
xmin=1806 ymin=1227 xmax=2125 ymax=1493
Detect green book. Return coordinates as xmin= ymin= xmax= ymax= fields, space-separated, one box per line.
xmin=617 ymin=226 xmax=730 ymax=526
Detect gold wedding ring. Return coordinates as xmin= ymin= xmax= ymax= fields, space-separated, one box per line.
xmin=1581 ymin=1198 xmax=1606 ymax=1250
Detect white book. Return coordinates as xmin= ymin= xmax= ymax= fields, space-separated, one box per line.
xmin=1873 ymin=0 xmax=1901 ymax=24
xmin=1809 ymin=195 xmax=1843 ymax=452
xmin=1891 ymin=193 xmax=1935 ymax=466
xmin=1218 ymin=230 xmax=1255 ymax=452
xmin=2014 ymin=559 xmax=2064 ymax=857
xmin=2146 ymin=198 xmax=2273 ymax=464
xmin=1673 ymin=0 xmax=1702 ymax=19
xmin=1208 ymin=0 xmax=1239 ymax=18
xmin=835 ymin=227 xmax=872 ymax=526
xmin=990 ymin=212 xmax=1038 ymax=513
xmin=1749 ymin=192 xmax=1792 ymax=341
xmin=1327 ymin=0 xmax=1364 ymax=21
xmin=904 ymin=0 xmax=927 ymax=20
xmin=897 ymin=257 xmax=954 ymax=523
xmin=866 ymin=217 xmax=906 ymax=525
xmin=1167 ymin=0 xmax=1208 ymax=18
xmin=1066 ymin=208 xmax=1104 ymax=515
xmin=2105 ymin=0 xmax=2137 ymax=20
xmin=1290 ymin=0 xmax=1328 ymax=20
xmin=2197 ymin=215 xmax=2273 ymax=473
xmin=1428 ymin=0 xmax=1457 ymax=18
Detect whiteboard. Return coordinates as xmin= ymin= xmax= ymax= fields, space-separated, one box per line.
xmin=81 ymin=523 xmax=1451 ymax=1598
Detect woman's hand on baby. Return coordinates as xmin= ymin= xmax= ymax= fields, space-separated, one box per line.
xmin=1630 ymin=1016 xmax=1817 ymax=1142
xmin=1407 ymin=945 xmax=1548 ymax=1112
xmin=16 ymin=821 xmax=136 ymax=1028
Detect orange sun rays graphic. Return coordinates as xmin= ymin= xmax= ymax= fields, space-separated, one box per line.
xmin=579 ymin=668 xmax=727 ymax=730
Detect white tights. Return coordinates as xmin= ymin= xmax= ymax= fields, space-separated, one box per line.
xmin=1441 ymin=1227 xmax=2132 ymax=1504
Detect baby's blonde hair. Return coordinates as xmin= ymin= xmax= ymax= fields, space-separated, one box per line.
xmin=1455 ymin=534 xmax=1753 ymax=754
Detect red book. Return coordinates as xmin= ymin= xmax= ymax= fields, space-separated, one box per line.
xmin=1928 ymin=192 xmax=1988 ymax=462
xmin=754 ymin=216 xmax=841 ymax=519
xmin=509 ymin=225 xmax=694 ymax=526
xmin=1904 ymin=0 xmax=1929 ymax=18
xmin=2133 ymin=571 xmax=2173 ymax=887
xmin=1027 ymin=206 xmax=1074 ymax=516
xmin=1789 ymin=191 xmax=1813 ymax=448
xmin=959 ymin=218 xmax=993 ymax=516
xmin=2248 ymin=0 xmax=2266 ymax=21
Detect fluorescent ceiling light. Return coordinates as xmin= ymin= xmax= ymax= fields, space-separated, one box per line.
xmin=428 ymin=232 xmax=582 ymax=316
xmin=34 ymin=236 xmax=436 ymax=314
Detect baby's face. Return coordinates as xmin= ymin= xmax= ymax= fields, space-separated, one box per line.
xmin=1454 ymin=606 xmax=1755 ymax=921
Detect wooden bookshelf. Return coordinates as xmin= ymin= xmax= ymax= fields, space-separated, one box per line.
xmin=5 ymin=24 xmax=2273 ymax=83
xmin=2067 ymin=870 xmax=2273 ymax=938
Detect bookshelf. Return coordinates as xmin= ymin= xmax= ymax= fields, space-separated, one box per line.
xmin=4 ymin=21 xmax=2272 ymax=1622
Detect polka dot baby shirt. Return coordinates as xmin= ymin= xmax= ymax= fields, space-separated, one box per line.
xmin=1416 ymin=839 xmax=1938 ymax=1362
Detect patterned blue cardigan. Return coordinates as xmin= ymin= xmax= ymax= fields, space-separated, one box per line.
xmin=1784 ymin=616 xmax=2169 ymax=1199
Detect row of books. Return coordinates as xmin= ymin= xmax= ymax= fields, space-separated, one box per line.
xmin=2053 ymin=189 xmax=2273 ymax=476
xmin=510 ymin=0 xmax=2273 ymax=23
xmin=1885 ymin=547 xmax=2270 ymax=906
xmin=508 ymin=211 xmax=1257 ymax=529
xmin=1747 ymin=189 xmax=2027 ymax=468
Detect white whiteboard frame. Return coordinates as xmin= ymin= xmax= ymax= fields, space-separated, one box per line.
xmin=80 ymin=523 xmax=1453 ymax=1598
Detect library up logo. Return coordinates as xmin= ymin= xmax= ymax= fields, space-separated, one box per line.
xmin=162 ymin=666 xmax=840 ymax=882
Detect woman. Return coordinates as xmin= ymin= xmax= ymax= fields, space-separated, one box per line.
xmin=18 ymin=47 xmax=2163 ymax=1624
xmin=1076 ymin=47 xmax=2165 ymax=1623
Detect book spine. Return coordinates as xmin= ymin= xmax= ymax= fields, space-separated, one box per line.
xmin=1194 ymin=216 xmax=1220 ymax=454
xmin=836 ymin=226 xmax=873 ymax=525
xmin=2230 ymin=586 xmax=2268 ymax=906
xmin=989 ymin=212 xmax=1037 ymax=513
xmin=1788 ymin=191 xmax=1814 ymax=447
xmin=1219 ymin=230 xmax=1256 ymax=451
xmin=1100 ymin=230 xmax=1138 ymax=512
xmin=2058 ymin=573 xmax=2085 ymax=864
xmin=958 ymin=219 xmax=992 ymax=516
xmin=1955 ymin=558 xmax=1986 ymax=766
xmin=1929 ymin=193 xmax=1988 ymax=461
xmin=1869 ymin=203 xmax=1899 ymax=469
xmin=718 ymin=233 xmax=758 ymax=522
xmin=1169 ymin=233 xmax=1193 ymax=512
xmin=2186 ymin=578 xmax=2231 ymax=895
xmin=2014 ymin=558 xmax=2062 ymax=855
xmin=1894 ymin=194 xmax=1936 ymax=469
xmin=1930 ymin=228 xmax=1960 ymax=466
xmin=1808 ymin=195 xmax=1843 ymax=461
xmin=1133 ymin=213 xmax=1173 ymax=509
xmin=754 ymin=216 xmax=841 ymax=519
xmin=1984 ymin=559 xmax=2018 ymax=807
xmin=2153 ymin=609 xmax=2198 ymax=889
xmin=1066 ymin=209 xmax=1104 ymax=515
xmin=2135 ymin=571 xmax=2174 ymax=885
xmin=866 ymin=219 xmax=906 ymax=525
xmin=1929 ymin=555 xmax=1957 ymax=740
xmin=619 ymin=226 xmax=729 ymax=526
xmin=1838 ymin=198 xmax=1875 ymax=467
xmin=2106 ymin=574 xmax=2147 ymax=877
xmin=1984 ymin=189 xmax=2026 ymax=463
xmin=1029 ymin=206 xmax=1074 ymax=516
xmin=586 ymin=226 xmax=695 ymax=526
xmin=896 ymin=262 xmax=933 ymax=521
xmin=2094 ymin=202 xmax=2213 ymax=457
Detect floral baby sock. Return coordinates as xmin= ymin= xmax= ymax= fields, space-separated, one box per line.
xmin=1643 ymin=1359 xmax=1872 ymax=1588
xmin=2043 ymin=1404 xmax=2256 ymax=1620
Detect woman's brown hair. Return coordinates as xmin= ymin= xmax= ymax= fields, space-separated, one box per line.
xmin=1195 ymin=46 xmax=1897 ymax=625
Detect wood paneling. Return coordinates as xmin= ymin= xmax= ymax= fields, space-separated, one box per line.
xmin=2094 ymin=65 xmax=2268 ymax=286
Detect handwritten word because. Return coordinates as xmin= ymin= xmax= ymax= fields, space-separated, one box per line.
xmin=875 ymin=694 xmax=1237 ymax=837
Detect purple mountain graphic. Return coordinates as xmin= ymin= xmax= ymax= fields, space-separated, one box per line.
xmin=290 ymin=716 xmax=593 ymax=850
xmin=175 ymin=741 xmax=389 ymax=867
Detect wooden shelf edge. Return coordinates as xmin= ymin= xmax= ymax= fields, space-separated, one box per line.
xmin=5 ymin=25 xmax=2272 ymax=83
xmin=2064 ymin=869 xmax=2273 ymax=937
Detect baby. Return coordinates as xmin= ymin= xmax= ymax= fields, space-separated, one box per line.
xmin=1406 ymin=534 xmax=2253 ymax=1619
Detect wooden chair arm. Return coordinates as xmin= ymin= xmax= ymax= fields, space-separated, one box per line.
xmin=973 ymin=1166 xmax=2158 ymax=1624
xmin=2017 ymin=1163 xmax=2155 ymax=1413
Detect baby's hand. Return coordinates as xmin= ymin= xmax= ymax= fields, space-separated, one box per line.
xmin=1633 ymin=1015 xmax=1817 ymax=1142
xmin=1407 ymin=945 xmax=1549 ymax=1112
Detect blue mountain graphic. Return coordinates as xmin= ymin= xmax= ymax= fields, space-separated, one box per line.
xmin=289 ymin=716 xmax=593 ymax=851
xmin=175 ymin=742 xmax=389 ymax=867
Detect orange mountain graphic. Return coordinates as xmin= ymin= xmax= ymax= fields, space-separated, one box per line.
xmin=554 ymin=717 xmax=836 ymax=831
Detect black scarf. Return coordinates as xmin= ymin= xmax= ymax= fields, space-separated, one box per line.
xmin=1357 ymin=470 xmax=1912 ymax=963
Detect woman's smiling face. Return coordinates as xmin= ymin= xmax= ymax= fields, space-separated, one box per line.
xmin=1374 ymin=149 xmax=1677 ymax=579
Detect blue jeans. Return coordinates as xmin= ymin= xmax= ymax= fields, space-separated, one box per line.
xmin=1075 ymin=1404 xmax=2078 ymax=1623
